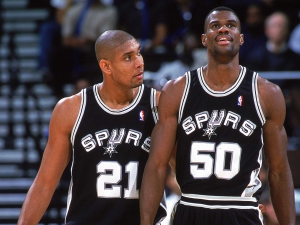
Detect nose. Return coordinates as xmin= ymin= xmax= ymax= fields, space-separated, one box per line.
xmin=218 ymin=25 xmax=229 ymax=33
xmin=136 ymin=55 xmax=144 ymax=68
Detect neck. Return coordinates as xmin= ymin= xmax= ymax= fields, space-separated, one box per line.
xmin=98 ymin=83 xmax=140 ymax=109
xmin=203 ymin=60 xmax=241 ymax=91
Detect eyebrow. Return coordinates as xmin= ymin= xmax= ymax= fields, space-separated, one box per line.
xmin=122 ymin=51 xmax=134 ymax=57
xmin=209 ymin=19 xmax=238 ymax=25
xmin=209 ymin=19 xmax=237 ymax=24
xmin=122 ymin=44 xmax=141 ymax=57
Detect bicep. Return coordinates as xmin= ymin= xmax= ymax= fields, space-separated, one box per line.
xmin=148 ymin=115 xmax=178 ymax=166
xmin=263 ymin=121 xmax=288 ymax=171
xmin=35 ymin=98 xmax=77 ymax=187
xmin=260 ymin=80 xmax=288 ymax=171
xmin=148 ymin=79 xmax=184 ymax=167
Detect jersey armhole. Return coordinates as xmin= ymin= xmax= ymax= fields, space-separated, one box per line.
xmin=150 ymin=88 xmax=159 ymax=124
xmin=70 ymin=88 xmax=87 ymax=145
xmin=252 ymin=72 xmax=266 ymax=125
xmin=178 ymin=71 xmax=191 ymax=124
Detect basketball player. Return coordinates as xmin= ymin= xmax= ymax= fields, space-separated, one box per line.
xmin=18 ymin=30 xmax=166 ymax=225
xmin=140 ymin=7 xmax=295 ymax=225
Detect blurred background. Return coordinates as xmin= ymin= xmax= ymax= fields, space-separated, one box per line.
xmin=0 ymin=0 xmax=299 ymax=224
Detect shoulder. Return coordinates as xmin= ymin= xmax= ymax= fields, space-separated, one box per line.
xmin=257 ymin=76 xmax=285 ymax=120
xmin=159 ymin=74 xmax=187 ymax=113
xmin=257 ymin=76 xmax=283 ymax=99
xmin=51 ymin=92 xmax=82 ymax=132
xmin=55 ymin=92 xmax=81 ymax=112
xmin=169 ymin=70 xmax=188 ymax=86
xmin=163 ymin=73 xmax=186 ymax=95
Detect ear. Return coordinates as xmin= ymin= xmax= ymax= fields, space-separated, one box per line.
xmin=201 ymin=34 xmax=207 ymax=47
xmin=99 ymin=59 xmax=111 ymax=74
xmin=239 ymin=34 xmax=244 ymax=46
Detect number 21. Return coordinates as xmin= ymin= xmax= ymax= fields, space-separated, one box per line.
xmin=97 ymin=161 xmax=139 ymax=198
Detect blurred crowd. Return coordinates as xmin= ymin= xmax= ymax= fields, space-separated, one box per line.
xmin=28 ymin=1 xmax=300 ymax=224
xmin=31 ymin=0 xmax=300 ymax=138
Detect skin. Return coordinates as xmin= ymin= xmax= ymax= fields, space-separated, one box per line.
xmin=140 ymin=10 xmax=295 ymax=225
xmin=18 ymin=30 xmax=160 ymax=225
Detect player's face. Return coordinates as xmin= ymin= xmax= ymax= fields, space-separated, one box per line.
xmin=110 ymin=39 xmax=144 ymax=88
xmin=202 ymin=11 xmax=244 ymax=60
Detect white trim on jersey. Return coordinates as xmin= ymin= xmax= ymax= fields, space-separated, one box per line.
xmin=65 ymin=179 xmax=73 ymax=223
xmin=157 ymin=192 xmax=168 ymax=224
xmin=179 ymin=200 xmax=260 ymax=210
xmin=198 ymin=66 xmax=246 ymax=97
xmin=94 ymin=83 xmax=144 ymax=115
xmin=70 ymin=88 xmax=86 ymax=146
xmin=241 ymin=146 xmax=263 ymax=197
xmin=252 ymin=72 xmax=266 ymax=125
xmin=182 ymin=193 xmax=258 ymax=202
xmin=178 ymin=72 xmax=190 ymax=124
xmin=67 ymin=89 xmax=86 ymax=222
xmin=150 ymin=88 xmax=159 ymax=124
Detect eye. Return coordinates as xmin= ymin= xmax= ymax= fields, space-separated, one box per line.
xmin=125 ymin=55 xmax=131 ymax=61
xmin=212 ymin=24 xmax=219 ymax=29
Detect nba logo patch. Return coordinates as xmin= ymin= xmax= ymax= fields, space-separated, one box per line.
xmin=139 ymin=110 xmax=144 ymax=121
xmin=237 ymin=95 xmax=243 ymax=106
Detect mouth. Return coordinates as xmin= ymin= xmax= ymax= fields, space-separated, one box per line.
xmin=215 ymin=35 xmax=233 ymax=44
xmin=135 ymin=71 xmax=144 ymax=79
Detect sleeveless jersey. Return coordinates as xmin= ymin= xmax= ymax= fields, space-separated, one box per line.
xmin=66 ymin=84 xmax=166 ymax=224
xmin=176 ymin=66 xmax=265 ymax=209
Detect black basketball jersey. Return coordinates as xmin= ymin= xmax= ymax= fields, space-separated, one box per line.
xmin=176 ymin=66 xmax=265 ymax=209
xmin=65 ymin=84 xmax=166 ymax=224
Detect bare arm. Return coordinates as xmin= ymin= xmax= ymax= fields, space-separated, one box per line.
xmin=140 ymin=76 xmax=185 ymax=225
xmin=18 ymin=94 xmax=81 ymax=225
xmin=258 ymin=77 xmax=295 ymax=225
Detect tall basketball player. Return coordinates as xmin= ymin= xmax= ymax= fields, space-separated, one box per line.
xmin=18 ymin=30 xmax=166 ymax=225
xmin=140 ymin=6 xmax=295 ymax=225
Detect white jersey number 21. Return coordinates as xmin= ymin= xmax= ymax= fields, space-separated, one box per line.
xmin=97 ymin=161 xmax=139 ymax=198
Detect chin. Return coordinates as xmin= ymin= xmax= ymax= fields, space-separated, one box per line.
xmin=132 ymin=81 xmax=143 ymax=88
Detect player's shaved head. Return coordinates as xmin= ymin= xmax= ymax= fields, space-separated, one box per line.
xmin=95 ymin=30 xmax=135 ymax=62
xmin=204 ymin=6 xmax=241 ymax=31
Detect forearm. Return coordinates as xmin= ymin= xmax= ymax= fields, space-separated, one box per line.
xmin=140 ymin=163 xmax=168 ymax=225
xmin=18 ymin=182 xmax=56 ymax=225
xmin=268 ymin=168 xmax=295 ymax=225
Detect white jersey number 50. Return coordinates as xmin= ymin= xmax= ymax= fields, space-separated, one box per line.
xmin=97 ymin=161 xmax=139 ymax=198
xmin=190 ymin=142 xmax=241 ymax=179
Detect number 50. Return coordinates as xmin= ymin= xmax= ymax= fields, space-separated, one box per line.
xmin=190 ymin=142 xmax=241 ymax=180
